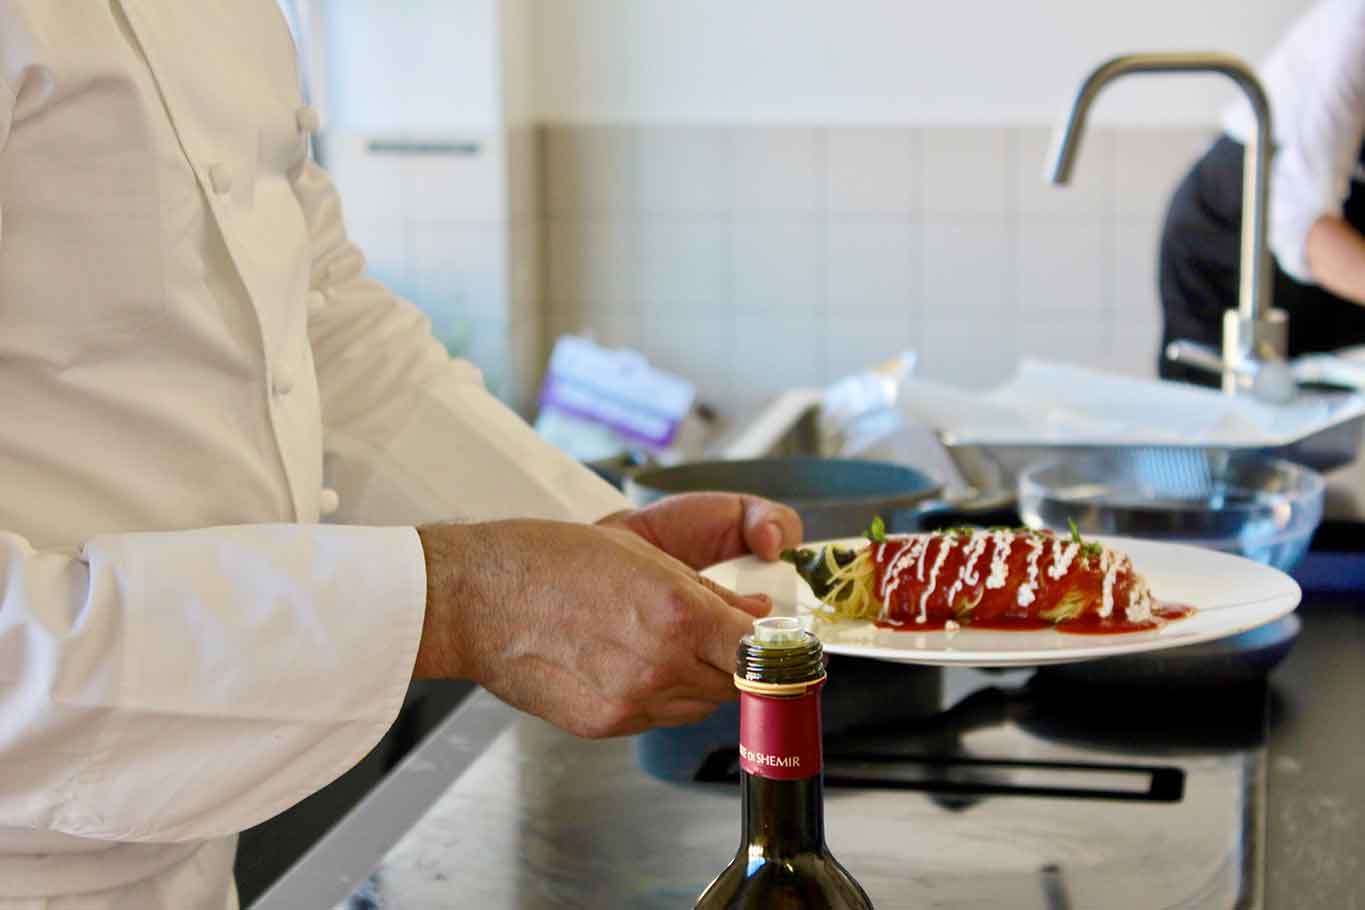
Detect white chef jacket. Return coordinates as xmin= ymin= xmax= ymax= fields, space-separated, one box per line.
xmin=1223 ymin=0 xmax=1365 ymax=284
xmin=0 ymin=2 xmax=628 ymax=908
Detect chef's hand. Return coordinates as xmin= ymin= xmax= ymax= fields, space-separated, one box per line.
xmin=412 ymin=518 xmax=774 ymax=738
xmin=595 ymin=492 xmax=803 ymax=569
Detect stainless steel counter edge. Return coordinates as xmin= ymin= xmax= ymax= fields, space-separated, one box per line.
xmin=251 ymin=690 xmax=518 ymax=910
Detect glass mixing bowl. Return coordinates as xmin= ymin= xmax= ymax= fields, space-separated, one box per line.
xmin=1017 ymin=449 xmax=1325 ymax=571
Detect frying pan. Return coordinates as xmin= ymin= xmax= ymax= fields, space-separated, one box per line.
xmin=625 ymin=456 xmax=1014 ymax=540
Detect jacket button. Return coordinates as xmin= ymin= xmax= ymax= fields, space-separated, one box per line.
xmin=296 ymin=105 xmax=323 ymax=134
xmin=319 ymin=487 xmax=341 ymax=517
xmin=208 ymin=163 xmax=233 ymax=195
xmin=307 ymin=289 xmax=326 ymax=317
xmin=272 ymin=370 xmax=296 ymax=396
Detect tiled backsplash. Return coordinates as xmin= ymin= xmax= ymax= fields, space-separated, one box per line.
xmin=541 ymin=124 xmax=1217 ymax=419
xmin=322 ymin=123 xmax=1218 ymax=421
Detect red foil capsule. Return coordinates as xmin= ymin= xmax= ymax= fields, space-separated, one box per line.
xmin=738 ymin=680 xmax=825 ymax=781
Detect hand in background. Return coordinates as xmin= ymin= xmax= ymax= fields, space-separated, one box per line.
xmin=597 ymin=492 xmax=803 ymax=569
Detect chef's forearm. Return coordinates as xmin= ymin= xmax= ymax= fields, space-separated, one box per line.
xmin=1305 ymin=214 xmax=1365 ymax=306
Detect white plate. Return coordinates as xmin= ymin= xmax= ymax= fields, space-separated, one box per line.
xmin=702 ymin=535 xmax=1302 ymax=668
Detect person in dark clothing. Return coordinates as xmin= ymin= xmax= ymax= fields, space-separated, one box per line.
xmin=1159 ymin=0 xmax=1365 ymax=385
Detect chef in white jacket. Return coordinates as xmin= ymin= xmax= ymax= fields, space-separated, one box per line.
xmin=0 ymin=2 xmax=800 ymax=908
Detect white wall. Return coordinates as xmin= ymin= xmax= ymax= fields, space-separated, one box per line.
xmin=534 ymin=0 xmax=1313 ymax=125
xmin=322 ymin=0 xmax=501 ymax=131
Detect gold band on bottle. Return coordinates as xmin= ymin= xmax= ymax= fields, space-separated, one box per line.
xmin=732 ymin=673 xmax=827 ymax=697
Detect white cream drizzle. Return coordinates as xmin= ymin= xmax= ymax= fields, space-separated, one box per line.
xmin=915 ymin=537 xmax=931 ymax=582
xmin=985 ymin=530 xmax=1014 ymax=589
xmin=1124 ymin=573 xmax=1154 ymax=623
xmin=945 ymin=530 xmax=988 ymax=611
xmin=873 ymin=530 xmax=1158 ymax=628
xmin=880 ymin=537 xmax=925 ymax=605
xmin=1047 ymin=539 xmax=1080 ymax=580
xmin=1017 ymin=534 xmax=1044 ymax=607
xmin=959 ymin=532 xmax=989 ymax=587
xmin=1099 ymin=550 xmax=1119 ymax=618
xmin=918 ymin=535 xmax=956 ymax=623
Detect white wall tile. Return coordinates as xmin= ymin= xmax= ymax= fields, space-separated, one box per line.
xmin=920 ymin=219 xmax=1014 ymax=319
xmin=1015 ymin=219 xmax=1110 ymax=315
xmin=822 ymin=313 xmax=917 ymax=384
xmin=545 ymin=218 xmax=636 ymax=306
xmin=824 ymin=220 xmax=916 ymax=315
xmin=633 ymin=307 xmax=738 ymax=408
xmin=916 ymin=315 xmax=1019 ymax=389
xmin=543 ymin=126 xmax=639 ymax=215
xmin=465 ymin=317 xmax=509 ymax=399
xmin=1113 ymin=217 xmax=1166 ymax=378
xmin=1113 ymin=126 xmax=1216 ymax=218
xmin=1113 ymin=217 xmax=1164 ymax=319
xmin=1109 ymin=319 xmax=1163 ymax=378
xmin=732 ymin=127 xmax=824 ymax=215
xmin=323 ymin=133 xmax=408 ymax=224
xmin=411 ymin=224 xmax=507 ymax=319
xmin=921 ymin=128 xmax=1012 ymax=217
xmin=346 ymin=218 xmax=412 ymax=297
xmin=730 ymin=313 xmax=825 ymax=414
xmin=634 ymin=219 xmax=732 ymax=306
xmin=533 ymin=124 xmax=1207 ymax=414
xmin=825 ymin=128 xmax=917 ymax=215
xmin=403 ymin=137 xmax=505 ymax=225
xmin=1016 ymin=310 xmax=1112 ymax=368
xmin=636 ymin=126 xmax=734 ymax=215
xmin=732 ymin=221 xmax=824 ymax=314
xmin=407 ymin=224 xmax=507 ymax=367
xmin=1016 ymin=126 xmax=1114 ymax=217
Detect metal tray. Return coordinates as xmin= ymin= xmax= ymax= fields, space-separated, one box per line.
xmin=718 ymin=393 xmax=1365 ymax=499
xmin=945 ymin=407 xmax=1365 ymax=483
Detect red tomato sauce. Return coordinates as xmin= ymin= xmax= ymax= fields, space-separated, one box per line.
xmin=868 ymin=531 xmax=1193 ymax=636
xmin=1055 ymin=602 xmax=1196 ymax=635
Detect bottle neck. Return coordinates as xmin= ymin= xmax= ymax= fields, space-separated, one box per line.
xmin=740 ymin=770 xmax=825 ymax=856
xmin=736 ymin=683 xmax=826 ymax=858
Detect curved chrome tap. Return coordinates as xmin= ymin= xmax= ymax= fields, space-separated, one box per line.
xmin=1047 ymin=53 xmax=1288 ymax=398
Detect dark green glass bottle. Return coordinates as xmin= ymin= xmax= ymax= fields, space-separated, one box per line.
xmin=695 ymin=618 xmax=874 ymax=909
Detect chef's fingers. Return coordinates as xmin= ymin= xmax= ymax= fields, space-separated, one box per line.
xmin=740 ymin=496 xmax=803 ymax=561
xmin=647 ymin=698 xmax=731 ymax=728
xmin=676 ymin=663 xmax=742 ymax=705
xmin=683 ymin=586 xmax=768 ymax=679
xmin=697 ymin=573 xmax=773 ymax=619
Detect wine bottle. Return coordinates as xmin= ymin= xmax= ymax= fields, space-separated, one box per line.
xmin=695 ymin=617 xmax=875 ymax=909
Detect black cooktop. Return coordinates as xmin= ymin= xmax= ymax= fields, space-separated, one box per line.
xmin=637 ymin=655 xmax=1268 ymax=909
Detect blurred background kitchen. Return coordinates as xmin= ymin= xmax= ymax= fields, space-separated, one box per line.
xmin=235 ymin=4 xmax=1365 ymax=907
xmin=282 ymin=0 xmax=1304 ymax=422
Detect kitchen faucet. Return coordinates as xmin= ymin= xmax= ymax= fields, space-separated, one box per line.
xmin=1046 ymin=53 xmax=1292 ymax=402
